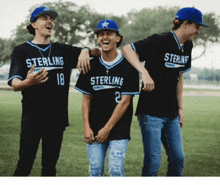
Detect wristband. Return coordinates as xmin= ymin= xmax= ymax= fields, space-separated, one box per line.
xmin=82 ymin=47 xmax=91 ymax=56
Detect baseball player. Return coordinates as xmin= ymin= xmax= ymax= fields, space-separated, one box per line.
xmin=122 ymin=7 xmax=209 ymax=176
xmin=75 ymin=19 xmax=139 ymax=176
xmin=8 ymin=6 xmax=100 ymax=176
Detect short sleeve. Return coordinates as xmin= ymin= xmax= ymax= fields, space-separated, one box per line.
xmin=180 ymin=62 xmax=191 ymax=73
xmin=180 ymin=42 xmax=193 ymax=74
xmin=8 ymin=46 xmax=27 ymax=86
xmin=131 ymin=35 xmax=157 ymax=62
xmin=61 ymin=44 xmax=82 ymax=69
xmin=75 ymin=71 xmax=92 ymax=95
xmin=121 ymin=62 xmax=140 ymax=96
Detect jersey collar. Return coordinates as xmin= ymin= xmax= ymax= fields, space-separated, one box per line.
xmin=171 ymin=31 xmax=184 ymax=51
xmin=26 ymin=41 xmax=51 ymax=52
xmin=99 ymin=53 xmax=124 ymax=70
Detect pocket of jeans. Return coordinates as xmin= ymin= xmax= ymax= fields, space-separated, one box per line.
xmin=146 ymin=115 xmax=160 ymax=121
xmin=138 ymin=115 xmax=156 ymax=127
xmin=139 ymin=115 xmax=163 ymax=130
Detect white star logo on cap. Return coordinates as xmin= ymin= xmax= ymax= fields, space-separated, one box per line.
xmin=102 ymin=21 xmax=109 ymax=28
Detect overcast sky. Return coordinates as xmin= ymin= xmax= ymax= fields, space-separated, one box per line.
xmin=1 ymin=0 xmax=220 ymax=39
xmin=1 ymin=0 xmax=220 ymax=69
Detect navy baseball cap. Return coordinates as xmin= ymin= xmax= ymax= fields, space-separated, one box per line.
xmin=94 ymin=19 xmax=120 ymax=34
xmin=30 ymin=6 xmax=58 ymax=22
xmin=175 ymin=7 xmax=209 ymax=27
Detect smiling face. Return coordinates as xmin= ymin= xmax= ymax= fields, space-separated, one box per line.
xmin=31 ymin=15 xmax=54 ymax=38
xmin=96 ymin=30 xmax=121 ymax=52
xmin=183 ymin=22 xmax=200 ymax=42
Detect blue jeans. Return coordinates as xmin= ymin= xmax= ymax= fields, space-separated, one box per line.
xmin=86 ymin=139 xmax=129 ymax=176
xmin=138 ymin=115 xmax=185 ymax=176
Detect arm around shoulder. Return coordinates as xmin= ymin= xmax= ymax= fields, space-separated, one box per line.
xmin=91 ymin=48 xmax=101 ymax=57
xmin=122 ymin=44 xmax=155 ymax=92
xmin=77 ymin=47 xmax=101 ymax=74
xmin=122 ymin=44 xmax=147 ymax=75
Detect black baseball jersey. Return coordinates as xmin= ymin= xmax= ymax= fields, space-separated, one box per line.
xmin=131 ymin=31 xmax=192 ymax=118
xmin=8 ymin=41 xmax=82 ymax=130
xmin=75 ymin=54 xmax=139 ymax=140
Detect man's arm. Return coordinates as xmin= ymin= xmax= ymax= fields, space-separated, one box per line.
xmin=96 ymin=95 xmax=132 ymax=143
xmin=77 ymin=48 xmax=101 ymax=74
xmin=82 ymin=93 xmax=95 ymax=144
xmin=121 ymin=44 xmax=155 ymax=92
xmin=91 ymin=48 xmax=102 ymax=57
xmin=11 ymin=66 xmax=48 ymax=91
xmin=177 ymin=73 xmax=184 ymax=127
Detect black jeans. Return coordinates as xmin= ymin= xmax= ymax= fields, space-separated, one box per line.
xmin=13 ymin=127 xmax=64 ymax=176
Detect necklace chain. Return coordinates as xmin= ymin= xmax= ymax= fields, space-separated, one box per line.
xmin=37 ymin=44 xmax=51 ymax=58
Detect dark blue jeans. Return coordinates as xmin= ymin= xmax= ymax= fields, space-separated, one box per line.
xmin=138 ymin=115 xmax=185 ymax=176
xmin=13 ymin=127 xmax=64 ymax=176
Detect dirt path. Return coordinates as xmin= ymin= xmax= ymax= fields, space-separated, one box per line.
xmin=183 ymin=91 xmax=220 ymax=97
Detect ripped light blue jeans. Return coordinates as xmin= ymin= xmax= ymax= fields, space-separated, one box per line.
xmin=86 ymin=139 xmax=129 ymax=176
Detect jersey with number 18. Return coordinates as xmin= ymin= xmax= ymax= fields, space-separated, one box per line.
xmin=8 ymin=41 xmax=82 ymax=130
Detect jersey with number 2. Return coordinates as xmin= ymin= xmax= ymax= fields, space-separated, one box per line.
xmin=75 ymin=54 xmax=139 ymax=140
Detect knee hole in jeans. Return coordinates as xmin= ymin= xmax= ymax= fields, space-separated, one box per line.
xmin=89 ymin=156 xmax=104 ymax=176
xmin=109 ymin=149 xmax=125 ymax=176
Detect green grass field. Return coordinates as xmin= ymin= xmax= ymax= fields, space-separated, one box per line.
xmin=0 ymin=90 xmax=220 ymax=176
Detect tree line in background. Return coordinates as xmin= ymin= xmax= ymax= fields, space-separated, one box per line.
xmin=183 ymin=68 xmax=220 ymax=84
xmin=0 ymin=1 xmax=220 ymax=83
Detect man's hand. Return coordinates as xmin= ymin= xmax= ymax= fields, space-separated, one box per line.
xmin=11 ymin=66 xmax=48 ymax=91
xmin=96 ymin=127 xmax=111 ymax=143
xmin=141 ymin=72 xmax=155 ymax=92
xmin=84 ymin=126 xmax=95 ymax=144
xmin=26 ymin=66 xmax=48 ymax=86
xmin=77 ymin=49 xmax=91 ymax=74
